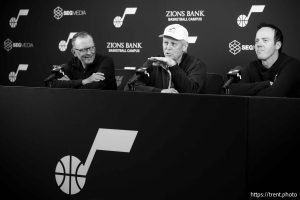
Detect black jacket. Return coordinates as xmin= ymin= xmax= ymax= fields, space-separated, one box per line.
xmin=229 ymin=53 xmax=300 ymax=97
xmin=133 ymin=53 xmax=206 ymax=93
xmin=48 ymin=54 xmax=117 ymax=90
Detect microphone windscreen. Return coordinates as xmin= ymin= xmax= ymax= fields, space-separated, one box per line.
xmin=227 ymin=66 xmax=242 ymax=75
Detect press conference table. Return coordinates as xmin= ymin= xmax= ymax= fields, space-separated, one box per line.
xmin=0 ymin=86 xmax=299 ymax=200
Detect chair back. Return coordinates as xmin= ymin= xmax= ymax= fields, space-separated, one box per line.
xmin=115 ymin=69 xmax=136 ymax=90
xmin=203 ymin=73 xmax=224 ymax=94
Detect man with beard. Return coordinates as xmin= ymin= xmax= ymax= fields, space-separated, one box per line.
xmin=229 ymin=23 xmax=300 ymax=97
xmin=48 ymin=31 xmax=117 ymax=90
xmin=127 ymin=24 xmax=206 ymax=94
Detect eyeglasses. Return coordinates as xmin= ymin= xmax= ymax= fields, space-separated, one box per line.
xmin=74 ymin=46 xmax=95 ymax=54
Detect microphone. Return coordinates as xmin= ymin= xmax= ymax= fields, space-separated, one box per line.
xmin=126 ymin=67 xmax=151 ymax=91
xmin=44 ymin=64 xmax=67 ymax=84
xmin=223 ymin=66 xmax=242 ymax=89
xmin=125 ymin=56 xmax=164 ymax=91
xmin=136 ymin=67 xmax=149 ymax=75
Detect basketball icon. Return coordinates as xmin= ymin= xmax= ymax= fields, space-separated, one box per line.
xmin=58 ymin=40 xmax=67 ymax=52
xmin=237 ymin=15 xmax=248 ymax=27
xmin=55 ymin=155 xmax=86 ymax=195
xmin=9 ymin=17 xmax=17 ymax=28
xmin=8 ymin=72 xmax=17 ymax=82
xmin=113 ymin=16 xmax=123 ymax=28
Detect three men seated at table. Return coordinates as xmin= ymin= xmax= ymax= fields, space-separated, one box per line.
xmin=46 ymin=23 xmax=300 ymax=98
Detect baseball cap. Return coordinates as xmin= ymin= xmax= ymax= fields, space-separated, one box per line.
xmin=159 ymin=24 xmax=189 ymax=42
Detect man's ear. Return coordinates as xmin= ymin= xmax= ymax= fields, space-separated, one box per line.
xmin=71 ymin=48 xmax=76 ymax=57
xmin=275 ymin=41 xmax=282 ymax=51
xmin=182 ymin=41 xmax=188 ymax=52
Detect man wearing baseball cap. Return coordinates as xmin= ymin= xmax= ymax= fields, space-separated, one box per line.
xmin=128 ymin=24 xmax=206 ymax=93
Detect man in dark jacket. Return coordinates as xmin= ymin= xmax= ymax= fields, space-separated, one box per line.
xmin=229 ymin=23 xmax=300 ymax=97
xmin=47 ymin=31 xmax=117 ymax=90
xmin=129 ymin=24 xmax=206 ymax=94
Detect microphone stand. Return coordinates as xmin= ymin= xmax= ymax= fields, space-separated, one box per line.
xmin=223 ymin=67 xmax=242 ymax=95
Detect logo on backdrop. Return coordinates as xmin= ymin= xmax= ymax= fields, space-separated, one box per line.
xmin=115 ymin=76 xmax=123 ymax=87
xmin=58 ymin=32 xmax=77 ymax=52
xmin=55 ymin=128 xmax=138 ymax=195
xmin=107 ymin=42 xmax=142 ymax=53
xmin=187 ymin=36 xmax=197 ymax=44
xmin=8 ymin=64 xmax=29 ymax=82
xmin=53 ymin=6 xmax=87 ymax=20
xmin=4 ymin=38 xmax=34 ymax=52
xmin=113 ymin=7 xmax=137 ymax=28
xmin=229 ymin=40 xmax=254 ymax=55
xmin=165 ymin=10 xmax=205 ymax=22
xmin=237 ymin=5 xmax=265 ymax=27
xmin=9 ymin=9 xmax=29 ymax=28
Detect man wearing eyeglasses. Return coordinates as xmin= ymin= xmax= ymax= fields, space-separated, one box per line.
xmin=48 ymin=31 xmax=117 ymax=90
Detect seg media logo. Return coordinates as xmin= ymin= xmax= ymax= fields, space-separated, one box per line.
xmin=53 ymin=6 xmax=87 ymax=20
xmin=229 ymin=40 xmax=254 ymax=55
xmin=8 ymin=64 xmax=29 ymax=83
xmin=58 ymin=32 xmax=77 ymax=52
xmin=9 ymin=9 xmax=29 ymax=28
xmin=237 ymin=5 xmax=265 ymax=27
xmin=113 ymin=7 xmax=137 ymax=28
xmin=165 ymin=10 xmax=205 ymax=22
xmin=4 ymin=38 xmax=34 ymax=52
xmin=107 ymin=41 xmax=143 ymax=53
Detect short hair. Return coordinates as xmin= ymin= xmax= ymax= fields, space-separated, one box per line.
xmin=71 ymin=31 xmax=93 ymax=48
xmin=257 ymin=22 xmax=283 ymax=53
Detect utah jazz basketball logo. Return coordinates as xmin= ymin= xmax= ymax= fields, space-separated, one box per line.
xmin=58 ymin=32 xmax=77 ymax=52
xmin=9 ymin=9 xmax=29 ymax=28
xmin=113 ymin=7 xmax=137 ymax=28
xmin=237 ymin=5 xmax=265 ymax=27
xmin=54 ymin=128 xmax=138 ymax=195
xmin=8 ymin=64 xmax=29 ymax=82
